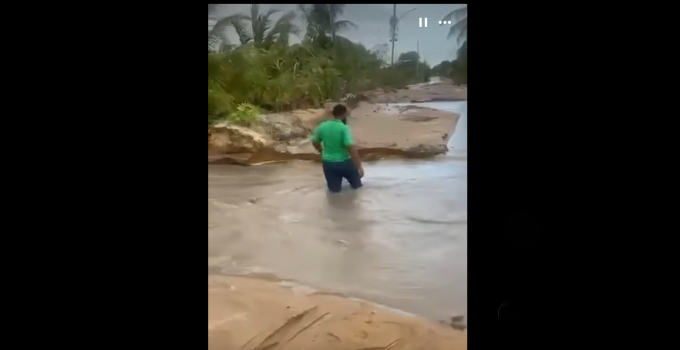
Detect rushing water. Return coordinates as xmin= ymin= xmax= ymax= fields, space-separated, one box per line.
xmin=208 ymin=101 xmax=468 ymax=322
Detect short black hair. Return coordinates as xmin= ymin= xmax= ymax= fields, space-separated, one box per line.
xmin=332 ymin=104 xmax=348 ymax=118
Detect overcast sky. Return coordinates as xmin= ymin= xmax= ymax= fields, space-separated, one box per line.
xmin=210 ymin=4 xmax=466 ymax=64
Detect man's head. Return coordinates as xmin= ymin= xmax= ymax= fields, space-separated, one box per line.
xmin=332 ymin=104 xmax=348 ymax=124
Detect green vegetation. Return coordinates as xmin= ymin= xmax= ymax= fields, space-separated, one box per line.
xmin=431 ymin=41 xmax=467 ymax=84
xmin=431 ymin=6 xmax=467 ymax=84
xmin=224 ymin=103 xmax=262 ymax=126
xmin=207 ymin=4 xmax=434 ymax=124
xmin=450 ymin=41 xmax=467 ymax=84
xmin=442 ymin=6 xmax=467 ymax=45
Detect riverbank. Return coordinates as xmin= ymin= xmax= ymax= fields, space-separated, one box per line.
xmin=208 ymin=82 xmax=466 ymax=165
xmin=364 ymin=79 xmax=467 ymax=104
xmin=208 ymin=275 xmax=467 ymax=350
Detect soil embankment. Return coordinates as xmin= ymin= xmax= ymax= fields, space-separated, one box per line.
xmin=208 ymin=275 xmax=467 ymax=350
xmin=208 ymin=81 xmax=466 ymax=165
xmin=365 ymin=79 xmax=467 ymax=104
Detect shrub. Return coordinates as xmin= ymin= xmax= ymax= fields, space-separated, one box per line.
xmin=225 ymin=103 xmax=261 ymax=126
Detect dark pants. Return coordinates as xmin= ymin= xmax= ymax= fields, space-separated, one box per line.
xmin=322 ymin=159 xmax=362 ymax=193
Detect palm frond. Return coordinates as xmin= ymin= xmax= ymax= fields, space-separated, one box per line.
xmin=268 ymin=10 xmax=301 ymax=46
xmin=247 ymin=6 xmax=280 ymax=46
xmin=276 ymin=10 xmax=296 ymax=24
xmin=443 ymin=6 xmax=467 ymax=45
xmin=274 ymin=11 xmax=302 ymax=37
xmin=209 ymin=14 xmax=245 ymax=43
xmin=458 ymin=27 xmax=468 ymax=46
xmin=297 ymin=4 xmax=311 ymax=20
xmin=208 ymin=35 xmax=220 ymax=52
xmin=259 ymin=9 xmax=281 ymax=42
xmin=232 ymin=19 xmax=252 ymax=44
xmin=447 ymin=17 xmax=468 ymax=45
xmin=442 ymin=7 xmax=467 ymax=23
xmin=333 ymin=20 xmax=357 ymax=32
xmin=249 ymin=4 xmax=260 ymax=21
xmin=274 ymin=10 xmax=298 ymax=31
xmin=210 ymin=14 xmax=243 ymax=34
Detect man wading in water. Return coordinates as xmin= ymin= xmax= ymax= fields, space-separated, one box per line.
xmin=311 ymin=104 xmax=364 ymax=193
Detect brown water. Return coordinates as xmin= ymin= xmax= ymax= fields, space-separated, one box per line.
xmin=208 ymin=155 xmax=467 ymax=322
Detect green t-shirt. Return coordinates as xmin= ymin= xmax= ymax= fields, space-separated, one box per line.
xmin=310 ymin=119 xmax=354 ymax=162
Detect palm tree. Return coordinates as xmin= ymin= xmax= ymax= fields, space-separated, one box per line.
xmin=231 ymin=4 xmax=301 ymax=49
xmin=297 ymin=4 xmax=357 ymax=46
xmin=442 ymin=6 xmax=467 ymax=45
xmin=208 ymin=5 xmax=245 ymax=52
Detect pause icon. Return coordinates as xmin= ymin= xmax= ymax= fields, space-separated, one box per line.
xmin=419 ymin=18 xmax=427 ymax=27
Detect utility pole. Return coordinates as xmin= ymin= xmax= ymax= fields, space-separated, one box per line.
xmin=390 ymin=4 xmax=396 ymax=66
xmin=389 ymin=6 xmax=416 ymax=67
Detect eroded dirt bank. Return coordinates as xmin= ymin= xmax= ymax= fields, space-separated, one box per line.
xmin=208 ymin=101 xmax=461 ymax=166
xmin=364 ymin=79 xmax=467 ymax=104
xmin=208 ymin=275 xmax=467 ymax=350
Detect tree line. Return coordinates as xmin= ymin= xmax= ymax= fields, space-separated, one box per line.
xmin=208 ymin=4 xmax=467 ymax=124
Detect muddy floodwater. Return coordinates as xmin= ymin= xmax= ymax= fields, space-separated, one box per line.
xmin=208 ymin=101 xmax=467 ymax=323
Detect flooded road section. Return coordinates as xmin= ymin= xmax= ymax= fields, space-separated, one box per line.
xmin=208 ymin=102 xmax=467 ymax=322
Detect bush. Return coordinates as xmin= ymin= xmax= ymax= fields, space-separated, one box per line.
xmin=224 ymin=103 xmax=261 ymax=126
xmin=208 ymin=28 xmax=431 ymax=124
xmin=449 ymin=40 xmax=467 ymax=84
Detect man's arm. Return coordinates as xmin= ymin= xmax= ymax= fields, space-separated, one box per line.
xmin=343 ymin=126 xmax=364 ymax=177
xmin=310 ymin=127 xmax=323 ymax=153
